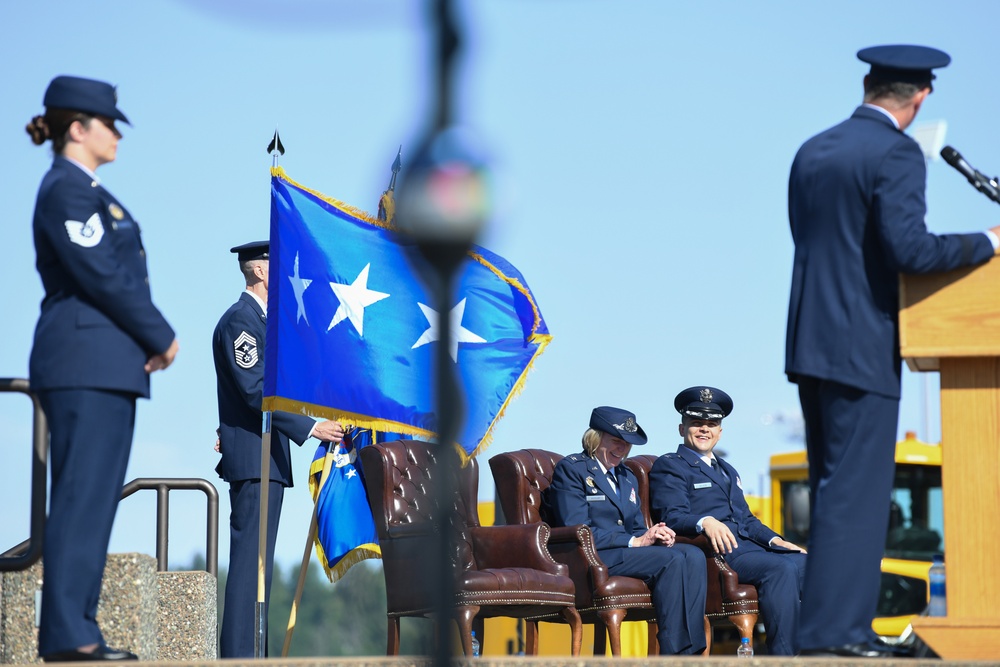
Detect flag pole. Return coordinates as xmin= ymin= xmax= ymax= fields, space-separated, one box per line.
xmin=282 ymin=441 xmax=337 ymax=657
xmin=256 ymin=128 xmax=286 ymax=659
xmin=255 ymin=413 xmax=272 ymax=658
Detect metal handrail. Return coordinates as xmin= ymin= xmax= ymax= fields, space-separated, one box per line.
xmin=0 ymin=378 xmax=219 ymax=578
xmin=2 ymin=478 xmax=219 ymax=578
xmin=120 ymin=478 xmax=219 ymax=578
xmin=0 ymin=378 xmax=48 ymax=572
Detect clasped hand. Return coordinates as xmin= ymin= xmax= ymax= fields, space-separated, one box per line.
xmin=635 ymin=522 xmax=676 ymax=547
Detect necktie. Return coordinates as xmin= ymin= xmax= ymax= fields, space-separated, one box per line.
xmin=711 ymin=458 xmax=728 ymax=480
xmin=607 ymin=471 xmax=620 ymax=497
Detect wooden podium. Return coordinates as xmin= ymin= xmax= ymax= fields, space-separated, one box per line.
xmin=899 ymin=255 xmax=1000 ymax=660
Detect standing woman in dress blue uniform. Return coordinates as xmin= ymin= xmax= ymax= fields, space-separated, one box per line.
xmin=26 ymin=76 xmax=178 ymax=662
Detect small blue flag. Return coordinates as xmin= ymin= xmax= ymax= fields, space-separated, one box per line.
xmin=308 ymin=430 xmax=380 ymax=581
xmin=263 ymin=167 xmax=551 ymax=459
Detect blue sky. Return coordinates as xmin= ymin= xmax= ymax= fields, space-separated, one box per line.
xmin=3 ymin=0 xmax=999 ymax=570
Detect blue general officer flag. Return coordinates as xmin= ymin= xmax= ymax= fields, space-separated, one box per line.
xmin=263 ymin=167 xmax=551 ymax=459
xmin=308 ymin=429 xmax=379 ymax=581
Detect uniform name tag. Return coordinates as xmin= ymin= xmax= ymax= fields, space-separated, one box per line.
xmin=693 ymin=482 xmax=713 ymax=489
xmin=586 ymin=494 xmax=607 ymax=502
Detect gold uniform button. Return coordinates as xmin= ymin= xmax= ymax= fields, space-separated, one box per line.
xmin=144 ymin=277 xmax=149 ymax=285
xmin=139 ymin=249 xmax=145 ymax=257
xmin=617 ymin=520 xmax=623 ymax=525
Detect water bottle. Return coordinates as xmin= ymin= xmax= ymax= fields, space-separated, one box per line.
xmin=470 ymin=631 xmax=481 ymax=658
xmin=928 ymin=553 xmax=946 ymax=617
xmin=737 ymin=637 xmax=753 ymax=658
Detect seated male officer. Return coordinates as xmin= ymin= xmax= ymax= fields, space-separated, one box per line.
xmin=649 ymin=387 xmax=806 ymax=656
xmin=544 ymin=406 xmax=708 ymax=655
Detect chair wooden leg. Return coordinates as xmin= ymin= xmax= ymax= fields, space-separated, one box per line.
xmin=525 ymin=620 xmax=539 ymax=655
xmin=647 ymin=621 xmax=659 ymax=656
xmin=386 ymin=616 xmax=400 ymax=655
xmin=456 ymin=606 xmax=478 ymax=656
xmin=559 ymin=607 xmax=583 ymax=656
xmin=597 ymin=608 xmax=627 ymax=656
xmin=729 ymin=612 xmax=757 ymax=646
xmin=703 ymin=616 xmax=712 ymax=656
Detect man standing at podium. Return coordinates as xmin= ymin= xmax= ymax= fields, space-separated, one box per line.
xmin=785 ymin=44 xmax=1000 ymax=657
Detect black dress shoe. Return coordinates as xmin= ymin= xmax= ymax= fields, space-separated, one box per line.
xmin=799 ymin=642 xmax=899 ymax=658
xmin=874 ymin=639 xmax=916 ymax=657
xmin=42 ymin=646 xmax=138 ymax=662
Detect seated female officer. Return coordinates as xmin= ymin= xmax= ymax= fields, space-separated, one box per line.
xmin=544 ymin=406 xmax=708 ymax=655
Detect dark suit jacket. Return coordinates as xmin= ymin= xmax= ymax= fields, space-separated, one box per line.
xmin=544 ymin=452 xmax=645 ymax=569
xmin=785 ymin=105 xmax=995 ymax=398
xmin=650 ymin=445 xmax=779 ymax=548
xmin=29 ymin=157 xmax=175 ymax=396
xmin=213 ymin=292 xmax=315 ymax=486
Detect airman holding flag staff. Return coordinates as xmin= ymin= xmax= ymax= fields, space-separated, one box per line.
xmin=213 ymin=240 xmax=344 ymax=658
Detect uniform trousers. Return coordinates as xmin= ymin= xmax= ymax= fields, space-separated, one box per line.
xmin=604 ymin=543 xmax=707 ymax=655
xmin=220 ymin=479 xmax=285 ymax=658
xmin=726 ymin=540 xmax=806 ymax=655
xmin=796 ymin=376 xmax=898 ymax=649
xmin=37 ymin=388 xmax=136 ymax=657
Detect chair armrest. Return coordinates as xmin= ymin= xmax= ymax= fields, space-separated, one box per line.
xmin=676 ymin=533 xmax=714 ymax=556
xmin=543 ymin=524 xmax=609 ymax=608
xmin=470 ymin=524 xmax=566 ymax=576
xmin=386 ymin=522 xmax=435 ymax=540
xmin=676 ymin=535 xmax=745 ymax=604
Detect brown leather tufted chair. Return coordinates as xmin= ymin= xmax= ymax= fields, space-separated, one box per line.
xmin=625 ymin=454 xmax=760 ymax=650
xmin=359 ymin=440 xmax=582 ymax=656
xmin=488 ymin=448 xmax=660 ymax=656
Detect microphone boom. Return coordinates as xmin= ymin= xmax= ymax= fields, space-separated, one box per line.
xmin=940 ymin=145 xmax=1000 ymax=205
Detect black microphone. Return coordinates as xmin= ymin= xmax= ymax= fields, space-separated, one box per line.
xmin=940 ymin=145 xmax=1000 ymax=205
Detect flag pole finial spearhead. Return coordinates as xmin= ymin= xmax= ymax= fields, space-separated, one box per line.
xmin=389 ymin=145 xmax=402 ymax=192
xmin=378 ymin=146 xmax=403 ymax=223
xmin=267 ymin=128 xmax=285 ymax=167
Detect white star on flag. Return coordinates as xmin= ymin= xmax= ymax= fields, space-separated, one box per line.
xmin=412 ymin=297 xmax=486 ymax=362
xmin=328 ymin=263 xmax=390 ymax=336
xmin=346 ymin=468 xmax=357 ymax=479
xmin=288 ymin=252 xmax=312 ymax=325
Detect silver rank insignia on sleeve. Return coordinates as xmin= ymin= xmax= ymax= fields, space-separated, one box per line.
xmin=65 ymin=213 xmax=104 ymax=248
xmin=234 ymin=331 xmax=258 ymax=369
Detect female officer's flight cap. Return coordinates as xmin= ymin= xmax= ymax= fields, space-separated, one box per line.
xmin=674 ymin=386 xmax=733 ymax=421
xmin=43 ymin=75 xmax=130 ymax=125
xmin=857 ymin=45 xmax=950 ymax=84
xmin=590 ymin=406 xmax=647 ymax=445
xmin=230 ymin=241 xmax=270 ymax=262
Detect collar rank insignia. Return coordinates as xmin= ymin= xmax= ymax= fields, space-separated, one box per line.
xmin=108 ymin=203 xmax=124 ymax=220
xmin=700 ymin=388 xmax=714 ymax=403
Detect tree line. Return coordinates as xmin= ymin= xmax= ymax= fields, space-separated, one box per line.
xmin=184 ymin=556 xmax=433 ymax=656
